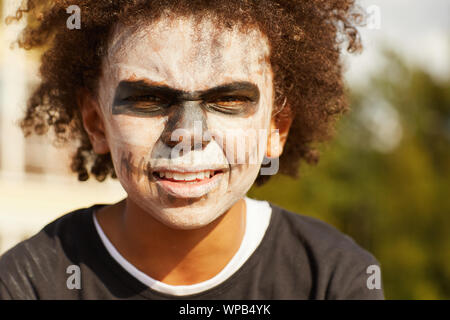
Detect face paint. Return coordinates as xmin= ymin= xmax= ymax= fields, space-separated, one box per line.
xmin=96 ymin=14 xmax=274 ymax=229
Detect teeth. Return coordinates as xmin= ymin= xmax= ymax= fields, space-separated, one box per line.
xmin=172 ymin=173 xmax=182 ymax=180
xmin=157 ymin=171 xmax=216 ymax=181
xmin=186 ymin=173 xmax=197 ymax=181
xmin=197 ymin=172 xmax=205 ymax=180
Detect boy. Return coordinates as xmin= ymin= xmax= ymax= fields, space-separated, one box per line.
xmin=0 ymin=0 xmax=384 ymax=299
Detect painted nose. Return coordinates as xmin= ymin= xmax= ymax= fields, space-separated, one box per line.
xmin=161 ymin=101 xmax=210 ymax=150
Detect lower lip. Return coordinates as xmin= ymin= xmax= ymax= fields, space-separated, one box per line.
xmin=153 ymin=172 xmax=224 ymax=198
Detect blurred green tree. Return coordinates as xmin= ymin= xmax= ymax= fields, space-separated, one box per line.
xmin=249 ymin=49 xmax=450 ymax=299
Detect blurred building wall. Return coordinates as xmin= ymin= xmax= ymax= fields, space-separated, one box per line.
xmin=0 ymin=0 xmax=126 ymax=255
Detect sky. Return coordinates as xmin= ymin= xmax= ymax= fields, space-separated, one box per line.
xmin=344 ymin=0 xmax=450 ymax=85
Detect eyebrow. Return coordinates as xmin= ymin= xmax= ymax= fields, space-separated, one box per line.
xmin=113 ymin=79 xmax=260 ymax=103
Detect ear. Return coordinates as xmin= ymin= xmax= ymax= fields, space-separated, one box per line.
xmin=266 ymin=107 xmax=293 ymax=158
xmin=77 ymin=88 xmax=110 ymax=154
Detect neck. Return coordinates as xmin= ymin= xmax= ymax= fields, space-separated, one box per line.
xmin=96 ymin=197 xmax=246 ymax=285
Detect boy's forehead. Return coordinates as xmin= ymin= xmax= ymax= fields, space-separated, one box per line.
xmin=104 ymin=15 xmax=272 ymax=91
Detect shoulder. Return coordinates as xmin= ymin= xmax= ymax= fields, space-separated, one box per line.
xmin=269 ymin=203 xmax=373 ymax=257
xmin=267 ymin=203 xmax=384 ymax=299
xmin=0 ymin=205 xmax=101 ymax=299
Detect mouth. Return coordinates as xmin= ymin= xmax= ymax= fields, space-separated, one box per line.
xmin=151 ymin=168 xmax=226 ymax=198
xmin=152 ymin=170 xmax=223 ymax=182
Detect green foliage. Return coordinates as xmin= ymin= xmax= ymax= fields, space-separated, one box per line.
xmin=249 ymin=49 xmax=450 ymax=299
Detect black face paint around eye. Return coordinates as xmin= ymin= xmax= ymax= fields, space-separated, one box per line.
xmin=112 ymin=80 xmax=260 ymax=118
xmin=112 ymin=80 xmax=177 ymax=116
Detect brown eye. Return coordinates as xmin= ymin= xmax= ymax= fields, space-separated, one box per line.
xmin=213 ymin=96 xmax=250 ymax=106
xmin=205 ymin=96 xmax=252 ymax=115
xmin=123 ymin=95 xmax=168 ymax=112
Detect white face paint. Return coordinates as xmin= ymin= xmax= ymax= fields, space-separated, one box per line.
xmin=96 ymin=14 xmax=274 ymax=229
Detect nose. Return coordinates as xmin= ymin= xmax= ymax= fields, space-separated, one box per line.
xmin=161 ymin=101 xmax=210 ymax=150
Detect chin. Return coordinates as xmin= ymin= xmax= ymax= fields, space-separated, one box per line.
xmin=152 ymin=207 xmax=225 ymax=230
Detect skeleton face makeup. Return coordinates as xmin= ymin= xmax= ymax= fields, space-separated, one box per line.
xmin=96 ymin=14 xmax=274 ymax=229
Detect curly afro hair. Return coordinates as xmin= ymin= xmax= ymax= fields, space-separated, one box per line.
xmin=7 ymin=0 xmax=365 ymax=184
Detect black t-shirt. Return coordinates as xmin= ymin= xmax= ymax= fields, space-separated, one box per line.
xmin=0 ymin=203 xmax=384 ymax=300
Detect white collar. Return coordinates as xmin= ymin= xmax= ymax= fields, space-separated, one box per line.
xmin=93 ymin=196 xmax=272 ymax=296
